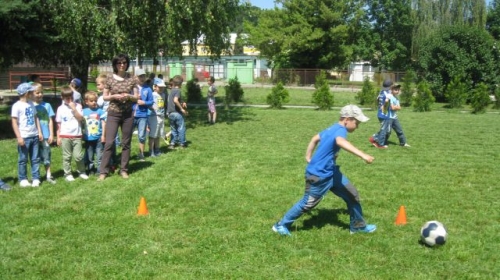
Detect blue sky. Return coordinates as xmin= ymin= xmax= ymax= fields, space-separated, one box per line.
xmin=250 ymin=0 xmax=280 ymax=9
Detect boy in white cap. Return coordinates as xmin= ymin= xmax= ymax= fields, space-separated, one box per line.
xmin=272 ymin=105 xmax=376 ymax=236
xmin=11 ymin=83 xmax=43 ymax=187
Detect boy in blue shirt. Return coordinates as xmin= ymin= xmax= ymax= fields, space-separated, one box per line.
xmin=133 ymin=70 xmax=154 ymax=160
xmin=33 ymin=83 xmax=57 ymax=184
xmin=369 ymin=78 xmax=393 ymax=148
xmin=273 ymin=105 xmax=376 ymax=236
xmin=83 ymin=91 xmax=105 ymax=175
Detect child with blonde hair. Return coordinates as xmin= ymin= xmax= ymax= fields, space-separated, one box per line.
xmin=83 ymin=91 xmax=105 ymax=175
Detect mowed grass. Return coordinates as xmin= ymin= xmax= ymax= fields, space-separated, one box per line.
xmin=0 ymin=89 xmax=499 ymax=279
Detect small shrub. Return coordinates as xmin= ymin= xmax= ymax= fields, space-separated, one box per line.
xmin=90 ymin=66 xmax=100 ymax=80
xmin=355 ymin=76 xmax=377 ymax=109
xmin=493 ymin=86 xmax=500 ymax=109
xmin=312 ymin=71 xmax=334 ymax=110
xmin=413 ymin=81 xmax=435 ymax=112
xmin=470 ymin=83 xmax=490 ymax=114
xmin=224 ymin=77 xmax=244 ymax=103
xmin=266 ymin=82 xmax=290 ymax=109
xmin=400 ymin=70 xmax=415 ymax=107
xmin=185 ymin=78 xmax=202 ymax=103
xmin=444 ymin=76 xmax=468 ymax=108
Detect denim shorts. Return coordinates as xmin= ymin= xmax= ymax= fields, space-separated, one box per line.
xmin=39 ymin=140 xmax=52 ymax=166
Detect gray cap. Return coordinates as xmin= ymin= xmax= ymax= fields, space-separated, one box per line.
xmin=340 ymin=105 xmax=369 ymax=123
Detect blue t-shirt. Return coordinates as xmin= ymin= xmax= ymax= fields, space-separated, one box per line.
xmin=134 ymin=84 xmax=154 ymax=118
xmin=35 ymin=101 xmax=55 ymax=139
xmin=83 ymin=107 xmax=104 ymax=141
xmin=376 ymin=89 xmax=390 ymax=120
xmin=305 ymin=123 xmax=347 ymax=178
xmin=389 ymin=95 xmax=400 ymax=119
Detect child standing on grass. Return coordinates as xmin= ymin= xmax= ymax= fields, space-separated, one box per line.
xmin=369 ymin=79 xmax=393 ymax=149
xmin=148 ymin=78 xmax=167 ymax=157
xmin=167 ymin=75 xmax=188 ymax=149
xmin=207 ymin=76 xmax=218 ymax=124
xmin=133 ymin=70 xmax=154 ymax=161
xmin=83 ymin=91 xmax=105 ymax=175
xmin=386 ymin=84 xmax=410 ymax=147
xmin=33 ymin=83 xmax=57 ymax=184
xmin=272 ymin=105 xmax=376 ymax=236
xmin=56 ymin=86 xmax=88 ymax=182
xmin=11 ymin=83 xmax=43 ymax=187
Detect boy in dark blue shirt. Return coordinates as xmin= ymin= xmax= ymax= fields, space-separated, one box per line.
xmin=273 ymin=105 xmax=376 ymax=236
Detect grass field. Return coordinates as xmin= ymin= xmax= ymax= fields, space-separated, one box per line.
xmin=0 ymin=87 xmax=499 ymax=279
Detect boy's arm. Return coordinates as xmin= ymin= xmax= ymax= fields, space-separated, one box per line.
xmin=48 ymin=117 xmax=54 ymax=143
xmin=69 ymin=103 xmax=83 ymax=122
xmin=336 ymin=137 xmax=374 ymax=164
xmin=35 ymin=116 xmax=43 ymax=141
xmin=100 ymin=119 xmax=106 ymax=143
xmin=305 ymin=134 xmax=320 ymax=163
xmin=56 ymin=123 xmax=62 ymax=146
xmin=11 ymin=117 xmax=25 ymax=146
xmin=173 ymin=96 xmax=187 ymax=115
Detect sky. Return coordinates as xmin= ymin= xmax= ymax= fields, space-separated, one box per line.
xmin=250 ymin=0 xmax=280 ymax=9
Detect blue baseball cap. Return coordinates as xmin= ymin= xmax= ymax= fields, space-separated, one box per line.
xmin=17 ymin=83 xmax=36 ymax=96
xmin=71 ymin=78 xmax=82 ymax=87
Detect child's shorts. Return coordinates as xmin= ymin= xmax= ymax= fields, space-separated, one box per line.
xmin=39 ymin=140 xmax=52 ymax=165
xmin=148 ymin=115 xmax=165 ymax=138
xmin=208 ymin=101 xmax=216 ymax=113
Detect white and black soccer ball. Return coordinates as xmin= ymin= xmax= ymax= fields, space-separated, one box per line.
xmin=420 ymin=221 xmax=447 ymax=247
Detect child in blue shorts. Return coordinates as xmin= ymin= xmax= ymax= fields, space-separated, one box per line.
xmin=33 ymin=83 xmax=57 ymax=184
xmin=273 ymin=105 xmax=376 ymax=236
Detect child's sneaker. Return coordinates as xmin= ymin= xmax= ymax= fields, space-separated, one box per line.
xmin=20 ymin=180 xmax=31 ymax=188
xmin=138 ymin=153 xmax=145 ymax=162
xmin=0 ymin=183 xmax=11 ymax=191
xmin=272 ymin=223 xmax=291 ymax=236
xmin=401 ymin=143 xmax=411 ymax=147
xmin=31 ymin=179 xmax=41 ymax=187
xmin=350 ymin=224 xmax=377 ymax=234
xmin=65 ymin=175 xmax=75 ymax=182
xmin=46 ymin=177 xmax=57 ymax=184
xmin=79 ymin=173 xmax=89 ymax=180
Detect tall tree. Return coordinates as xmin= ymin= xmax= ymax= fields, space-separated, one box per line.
xmin=366 ymin=0 xmax=414 ymax=71
xmin=246 ymin=0 xmax=364 ymax=69
xmin=486 ymin=0 xmax=500 ymax=39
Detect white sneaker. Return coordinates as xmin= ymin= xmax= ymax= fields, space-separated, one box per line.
xmin=32 ymin=179 xmax=41 ymax=187
xmin=79 ymin=173 xmax=89 ymax=180
xmin=65 ymin=175 xmax=75 ymax=182
xmin=20 ymin=179 xmax=31 ymax=188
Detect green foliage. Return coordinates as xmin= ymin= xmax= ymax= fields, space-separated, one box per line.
xmin=469 ymin=83 xmax=491 ymax=114
xmin=245 ymin=0 xmax=364 ymax=69
xmin=224 ymin=77 xmax=244 ymax=104
xmin=493 ymin=86 xmax=500 ymax=109
xmin=416 ymin=25 xmax=500 ymax=101
xmin=400 ymin=70 xmax=415 ymax=107
xmin=185 ymin=79 xmax=202 ymax=103
xmin=413 ymin=81 xmax=435 ymax=112
xmin=90 ymin=66 xmax=100 ymax=80
xmin=312 ymin=71 xmax=334 ymax=110
xmin=266 ymin=82 xmax=290 ymax=109
xmin=444 ymin=76 xmax=468 ymax=109
xmin=355 ymin=76 xmax=377 ymax=109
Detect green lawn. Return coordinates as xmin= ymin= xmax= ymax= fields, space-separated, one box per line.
xmin=0 ymin=89 xmax=499 ymax=279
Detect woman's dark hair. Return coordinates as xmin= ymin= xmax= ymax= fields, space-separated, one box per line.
xmin=111 ymin=53 xmax=130 ymax=73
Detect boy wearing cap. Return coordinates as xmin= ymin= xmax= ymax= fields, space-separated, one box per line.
xmin=11 ymin=83 xmax=43 ymax=187
xmin=133 ymin=69 xmax=154 ymax=161
xmin=386 ymin=84 xmax=410 ymax=147
xmin=272 ymin=105 xmax=376 ymax=236
xmin=69 ymin=78 xmax=82 ymax=104
xmin=369 ymin=78 xmax=393 ymax=148
xmin=148 ymin=78 xmax=167 ymax=157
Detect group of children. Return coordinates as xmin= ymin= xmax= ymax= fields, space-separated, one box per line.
xmin=7 ymin=72 xmax=217 ymax=188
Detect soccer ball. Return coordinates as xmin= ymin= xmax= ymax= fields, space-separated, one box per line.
xmin=420 ymin=221 xmax=447 ymax=247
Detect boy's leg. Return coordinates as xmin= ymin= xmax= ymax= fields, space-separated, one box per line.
xmin=17 ymin=142 xmax=29 ymax=181
xmin=168 ymin=113 xmax=179 ymax=146
xmin=72 ymin=139 xmax=86 ymax=174
xmin=28 ymin=136 xmax=40 ymax=181
xmin=277 ymin=175 xmax=332 ymax=229
xmin=96 ymin=141 xmax=103 ymax=172
xmin=375 ymin=118 xmax=391 ymax=146
xmin=84 ymin=141 xmax=93 ymax=172
xmin=178 ymin=115 xmax=186 ymax=147
xmin=61 ymin=138 xmax=73 ymax=176
xmin=136 ymin=117 xmax=148 ymax=156
xmin=391 ymin=119 xmax=407 ymax=145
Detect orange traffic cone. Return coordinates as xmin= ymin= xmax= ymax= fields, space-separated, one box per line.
xmin=395 ymin=205 xmax=407 ymax=225
xmin=137 ymin=197 xmax=149 ymax=215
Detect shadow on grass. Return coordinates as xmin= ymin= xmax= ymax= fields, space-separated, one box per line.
xmin=184 ymin=106 xmax=257 ymax=129
xmin=300 ymin=208 xmax=350 ymax=232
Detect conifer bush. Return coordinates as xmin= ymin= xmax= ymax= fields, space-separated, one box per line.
xmin=355 ymin=76 xmax=377 ymax=109
xmin=224 ymin=77 xmax=244 ymax=104
xmin=186 ymin=78 xmax=202 ymax=103
xmin=470 ymin=83 xmax=491 ymax=114
xmin=444 ymin=76 xmax=468 ymax=108
xmin=312 ymin=71 xmax=334 ymax=110
xmin=266 ymin=82 xmax=290 ymax=109
xmin=413 ymin=81 xmax=435 ymax=112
